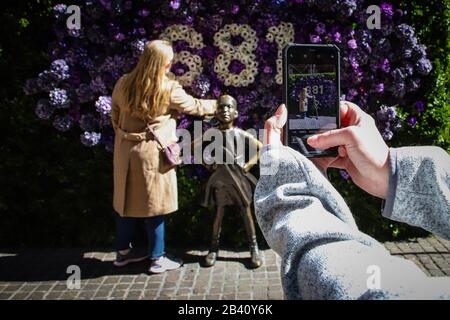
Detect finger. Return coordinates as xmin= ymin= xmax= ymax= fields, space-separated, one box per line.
xmin=274 ymin=104 xmax=287 ymax=129
xmin=307 ymin=126 xmax=357 ymax=150
xmin=264 ymin=104 xmax=287 ymax=145
xmin=340 ymin=101 xmax=363 ymax=127
xmin=338 ymin=145 xmax=347 ymax=157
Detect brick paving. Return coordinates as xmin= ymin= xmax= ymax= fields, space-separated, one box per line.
xmin=1 ymin=235 xmax=450 ymax=300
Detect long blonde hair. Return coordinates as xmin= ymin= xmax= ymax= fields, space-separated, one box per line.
xmin=122 ymin=40 xmax=174 ymax=120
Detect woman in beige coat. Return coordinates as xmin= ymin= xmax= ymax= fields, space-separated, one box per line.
xmin=111 ymin=40 xmax=217 ymax=273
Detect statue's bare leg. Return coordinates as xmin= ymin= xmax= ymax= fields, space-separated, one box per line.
xmin=240 ymin=206 xmax=262 ymax=268
xmin=204 ymin=205 xmax=225 ymax=267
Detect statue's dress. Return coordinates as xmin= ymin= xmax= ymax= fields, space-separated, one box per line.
xmin=200 ymin=127 xmax=258 ymax=209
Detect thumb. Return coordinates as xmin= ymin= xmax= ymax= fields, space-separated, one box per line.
xmin=307 ymin=127 xmax=356 ymax=150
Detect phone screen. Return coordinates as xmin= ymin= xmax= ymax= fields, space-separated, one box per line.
xmin=283 ymin=44 xmax=340 ymax=157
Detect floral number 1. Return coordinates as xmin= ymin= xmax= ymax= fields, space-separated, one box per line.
xmin=266 ymin=22 xmax=295 ymax=85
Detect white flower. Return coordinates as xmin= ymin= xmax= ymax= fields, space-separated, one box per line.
xmin=213 ymin=24 xmax=259 ymax=87
xmin=160 ymin=25 xmax=205 ymax=49
xmin=159 ymin=25 xmax=205 ymax=86
xmin=267 ymin=22 xmax=294 ymax=84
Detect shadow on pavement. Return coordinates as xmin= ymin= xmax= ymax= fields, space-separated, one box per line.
xmin=0 ymin=247 xmax=261 ymax=282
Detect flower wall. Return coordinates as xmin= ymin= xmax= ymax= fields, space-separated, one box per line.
xmin=25 ymin=0 xmax=432 ymax=155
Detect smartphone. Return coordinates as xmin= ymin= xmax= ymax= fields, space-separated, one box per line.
xmin=282 ymin=43 xmax=340 ymax=157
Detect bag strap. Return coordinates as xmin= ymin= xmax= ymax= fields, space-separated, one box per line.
xmin=146 ymin=124 xmax=164 ymax=149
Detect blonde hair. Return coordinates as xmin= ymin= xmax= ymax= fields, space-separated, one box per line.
xmin=121 ymin=40 xmax=174 ymax=120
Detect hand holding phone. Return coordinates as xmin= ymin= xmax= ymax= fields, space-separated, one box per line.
xmin=282 ymin=43 xmax=341 ymax=157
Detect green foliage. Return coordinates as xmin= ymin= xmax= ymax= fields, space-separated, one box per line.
xmin=400 ymin=0 xmax=450 ymax=151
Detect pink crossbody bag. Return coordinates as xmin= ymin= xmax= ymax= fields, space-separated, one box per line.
xmin=146 ymin=124 xmax=182 ymax=167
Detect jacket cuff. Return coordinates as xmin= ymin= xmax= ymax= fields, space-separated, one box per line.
xmin=382 ymin=148 xmax=398 ymax=219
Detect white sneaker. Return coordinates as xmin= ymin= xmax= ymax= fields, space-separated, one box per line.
xmin=149 ymin=256 xmax=183 ymax=274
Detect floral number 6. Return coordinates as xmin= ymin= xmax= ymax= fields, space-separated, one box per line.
xmin=160 ymin=25 xmax=204 ymax=87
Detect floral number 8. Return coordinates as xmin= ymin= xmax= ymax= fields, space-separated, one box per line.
xmin=213 ymin=24 xmax=259 ymax=87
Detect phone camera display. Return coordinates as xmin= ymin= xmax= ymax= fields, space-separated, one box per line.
xmin=286 ymin=46 xmax=339 ymax=157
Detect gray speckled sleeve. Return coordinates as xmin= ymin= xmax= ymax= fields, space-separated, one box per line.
xmin=254 ymin=144 xmax=450 ymax=300
xmin=382 ymin=147 xmax=450 ymax=240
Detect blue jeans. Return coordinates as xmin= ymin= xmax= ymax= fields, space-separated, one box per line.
xmin=115 ymin=214 xmax=165 ymax=259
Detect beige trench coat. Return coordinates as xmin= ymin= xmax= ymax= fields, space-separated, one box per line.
xmin=111 ymin=76 xmax=217 ymax=217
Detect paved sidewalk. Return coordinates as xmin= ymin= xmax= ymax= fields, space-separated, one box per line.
xmin=0 ymin=236 xmax=449 ymax=300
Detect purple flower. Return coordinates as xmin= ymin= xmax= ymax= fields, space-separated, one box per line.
xmin=377 ymin=105 xmax=397 ymax=122
xmin=415 ymin=58 xmax=432 ymax=75
xmin=339 ymin=170 xmax=350 ymax=180
xmin=23 ymin=78 xmax=39 ymax=95
xmin=76 ymin=84 xmax=95 ymax=103
xmin=131 ymin=39 xmax=147 ymax=57
xmin=114 ymin=33 xmax=126 ymax=42
xmin=391 ymin=81 xmax=406 ymax=98
xmin=378 ymin=38 xmax=391 ymax=53
xmin=407 ymin=116 xmax=417 ymax=127
xmin=53 ymin=115 xmax=73 ymax=132
xmin=53 ymin=4 xmax=67 ymax=19
xmin=395 ymin=24 xmax=415 ymax=40
xmin=212 ymin=87 xmax=222 ymax=98
xmin=230 ymin=35 xmax=244 ymax=47
xmin=37 ymin=70 xmax=57 ymax=91
xmin=95 ymin=96 xmax=112 ymax=115
xmin=374 ymin=83 xmax=384 ymax=93
xmin=391 ymin=68 xmax=405 ymax=81
xmin=191 ymin=74 xmax=211 ymax=98
xmin=332 ymin=31 xmax=341 ymax=43
xmin=172 ymin=62 xmax=189 ymax=76
xmin=309 ymin=34 xmax=321 ymax=43
xmin=263 ymin=66 xmax=272 ymax=74
xmin=406 ymin=78 xmax=421 ymax=92
xmin=170 ymin=0 xmax=181 ymax=10
xmin=50 ymin=59 xmax=70 ymax=81
xmin=228 ymin=60 xmax=246 ymax=75
xmin=380 ymin=59 xmax=391 ymax=73
xmin=138 ymin=9 xmax=150 ymax=17
xmin=382 ymin=129 xmax=394 ymax=141
xmin=202 ymin=46 xmax=216 ymax=60
xmin=79 ymin=113 xmax=97 ymax=131
xmin=380 ymin=3 xmax=394 ymax=17
xmin=90 ymin=76 xmax=108 ymax=94
xmin=231 ymin=5 xmax=240 ymax=14
xmin=124 ymin=1 xmax=132 ymax=10
xmin=415 ymin=101 xmax=425 ymax=113
xmin=315 ymin=23 xmax=326 ymax=35
xmin=35 ymin=99 xmax=55 ymax=120
xmin=178 ymin=116 xmax=191 ymax=130
xmin=412 ymin=44 xmax=427 ymax=60
xmin=80 ymin=131 xmax=102 ymax=147
xmin=99 ymin=0 xmax=112 ymax=11
xmin=346 ymin=88 xmax=358 ymax=101
xmin=347 ymin=39 xmax=357 ymax=49
xmin=272 ymin=0 xmax=288 ymax=6
xmin=49 ymin=88 xmax=70 ymax=108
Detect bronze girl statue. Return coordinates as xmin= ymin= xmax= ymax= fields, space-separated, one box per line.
xmin=199 ymin=95 xmax=263 ymax=268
